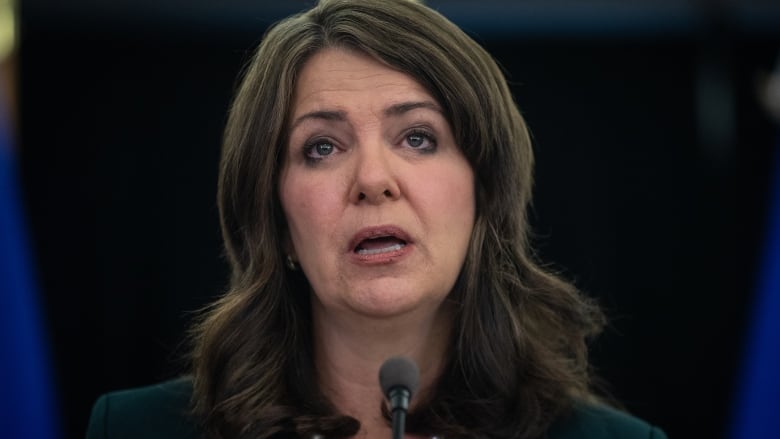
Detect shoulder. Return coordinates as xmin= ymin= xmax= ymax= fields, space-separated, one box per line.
xmin=86 ymin=377 xmax=200 ymax=439
xmin=547 ymin=401 xmax=668 ymax=439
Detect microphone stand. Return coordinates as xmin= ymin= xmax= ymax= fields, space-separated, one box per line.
xmin=388 ymin=387 xmax=411 ymax=439
xmin=379 ymin=356 xmax=418 ymax=439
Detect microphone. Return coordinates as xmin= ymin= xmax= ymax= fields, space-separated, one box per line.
xmin=379 ymin=356 xmax=420 ymax=439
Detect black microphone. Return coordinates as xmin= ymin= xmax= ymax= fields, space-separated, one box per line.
xmin=379 ymin=356 xmax=420 ymax=439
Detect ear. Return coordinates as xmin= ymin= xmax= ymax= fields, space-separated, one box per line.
xmin=281 ymin=228 xmax=301 ymax=271
xmin=281 ymin=225 xmax=298 ymax=262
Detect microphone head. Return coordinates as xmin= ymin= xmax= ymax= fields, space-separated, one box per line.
xmin=379 ymin=356 xmax=420 ymax=398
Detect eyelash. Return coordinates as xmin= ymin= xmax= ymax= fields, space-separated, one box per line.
xmin=303 ymin=138 xmax=337 ymax=164
xmin=301 ymin=128 xmax=438 ymax=165
xmin=403 ymin=129 xmax=437 ymax=153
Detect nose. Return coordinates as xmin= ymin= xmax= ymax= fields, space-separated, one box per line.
xmin=349 ymin=142 xmax=401 ymax=204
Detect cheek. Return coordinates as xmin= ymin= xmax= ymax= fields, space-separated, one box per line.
xmin=424 ymin=164 xmax=475 ymax=222
xmin=279 ymin=172 xmax=311 ymax=250
xmin=280 ymin=172 xmax=343 ymax=247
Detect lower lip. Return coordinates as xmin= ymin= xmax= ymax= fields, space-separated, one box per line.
xmin=348 ymin=242 xmax=413 ymax=265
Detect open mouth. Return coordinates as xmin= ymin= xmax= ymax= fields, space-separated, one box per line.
xmin=354 ymin=236 xmax=407 ymax=255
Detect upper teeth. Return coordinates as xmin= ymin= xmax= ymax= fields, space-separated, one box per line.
xmin=356 ymin=243 xmax=404 ymax=255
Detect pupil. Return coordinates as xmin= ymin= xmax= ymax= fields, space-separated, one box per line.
xmin=316 ymin=143 xmax=333 ymax=156
xmin=408 ymin=134 xmax=424 ymax=147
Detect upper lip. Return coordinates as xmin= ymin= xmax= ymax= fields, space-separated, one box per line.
xmin=347 ymin=225 xmax=412 ymax=252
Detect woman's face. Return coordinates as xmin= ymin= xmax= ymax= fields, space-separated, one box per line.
xmin=279 ymin=48 xmax=475 ymax=320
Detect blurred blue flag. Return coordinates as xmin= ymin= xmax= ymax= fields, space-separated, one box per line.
xmin=0 ymin=75 xmax=59 ymax=436
xmin=731 ymin=133 xmax=780 ymax=439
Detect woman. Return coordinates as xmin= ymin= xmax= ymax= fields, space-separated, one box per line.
xmin=87 ymin=0 xmax=667 ymax=438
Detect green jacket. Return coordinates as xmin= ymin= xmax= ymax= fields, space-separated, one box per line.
xmin=86 ymin=379 xmax=667 ymax=438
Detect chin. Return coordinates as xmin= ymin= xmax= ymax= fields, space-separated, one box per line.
xmin=347 ymin=284 xmax=446 ymax=319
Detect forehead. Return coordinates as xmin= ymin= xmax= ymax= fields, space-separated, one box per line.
xmin=292 ymin=48 xmax=435 ymax=116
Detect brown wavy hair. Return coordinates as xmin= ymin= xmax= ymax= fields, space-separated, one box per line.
xmin=190 ymin=0 xmax=606 ymax=437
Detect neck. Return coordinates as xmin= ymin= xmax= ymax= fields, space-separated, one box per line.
xmin=312 ymin=299 xmax=452 ymax=437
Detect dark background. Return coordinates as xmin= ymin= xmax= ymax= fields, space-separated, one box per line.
xmin=17 ymin=0 xmax=780 ymax=438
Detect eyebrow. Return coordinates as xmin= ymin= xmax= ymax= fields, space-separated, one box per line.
xmin=383 ymin=101 xmax=442 ymax=117
xmin=290 ymin=101 xmax=443 ymax=131
xmin=289 ymin=110 xmax=347 ymax=131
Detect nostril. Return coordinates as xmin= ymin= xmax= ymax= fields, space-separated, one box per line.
xmin=358 ymin=192 xmax=366 ymax=201
xmin=383 ymin=189 xmax=392 ymax=197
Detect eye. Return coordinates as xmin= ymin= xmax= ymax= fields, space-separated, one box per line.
xmin=303 ymin=140 xmax=337 ymax=162
xmin=314 ymin=142 xmax=334 ymax=156
xmin=403 ymin=130 xmax=437 ymax=152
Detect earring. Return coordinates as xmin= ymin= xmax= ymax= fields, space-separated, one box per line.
xmin=286 ymin=254 xmax=298 ymax=271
